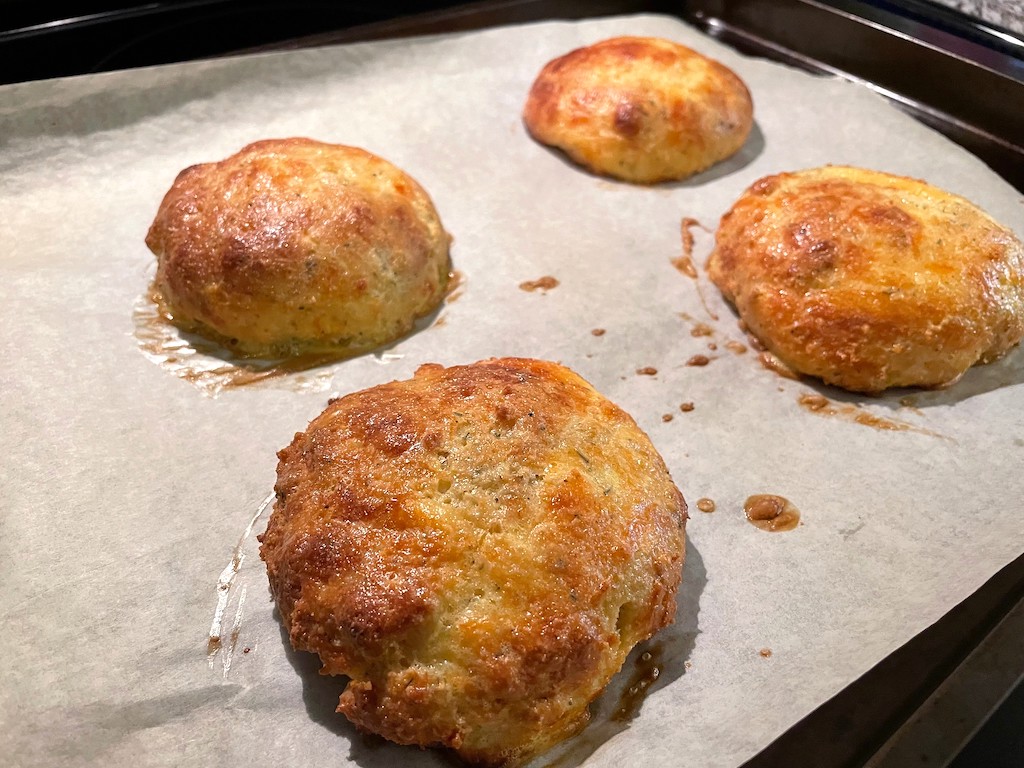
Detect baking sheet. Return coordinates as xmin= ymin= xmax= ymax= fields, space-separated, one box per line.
xmin=2 ymin=13 xmax=1023 ymax=768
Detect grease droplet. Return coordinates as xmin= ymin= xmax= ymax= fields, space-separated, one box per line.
xmin=519 ymin=275 xmax=559 ymax=292
xmin=759 ymin=351 xmax=798 ymax=379
xmin=744 ymin=495 xmax=800 ymax=532
xmin=799 ymin=393 xmax=830 ymax=411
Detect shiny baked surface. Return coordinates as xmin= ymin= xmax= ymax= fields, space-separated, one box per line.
xmin=260 ymin=357 xmax=687 ymax=765
xmin=522 ymin=36 xmax=753 ymax=184
xmin=145 ymin=138 xmax=451 ymax=357
xmin=706 ymin=165 xmax=1024 ymax=393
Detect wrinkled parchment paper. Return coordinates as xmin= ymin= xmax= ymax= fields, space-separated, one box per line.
xmin=2 ymin=13 xmax=1023 ymax=768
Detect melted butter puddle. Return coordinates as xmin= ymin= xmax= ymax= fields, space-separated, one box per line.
xmin=798 ymin=393 xmax=953 ymax=440
xmin=208 ymin=492 xmax=274 ymax=674
xmin=744 ymin=495 xmax=801 ymax=532
xmin=611 ymin=645 xmax=664 ymax=723
xmin=133 ymin=292 xmax=337 ymax=396
xmin=539 ymin=641 xmax=674 ymax=767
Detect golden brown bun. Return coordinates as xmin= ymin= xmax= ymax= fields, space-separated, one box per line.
xmin=260 ymin=357 xmax=687 ymax=765
xmin=523 ymin=36 xmax=753 ymax=184
xmin=145 ymin=138 xmax=451 ymax=357
xmin=707 ymin=166 xmax=1024 ymax=393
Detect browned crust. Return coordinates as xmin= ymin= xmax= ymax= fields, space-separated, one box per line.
xmin=260 ymin=358 xmax=687 ymax=765
xmin=523 ymin=36 xmax=753 ymax=184
xmin=706 ymin=166 xmax=1024 ymax=393
xmin=145 ymin=138 xmax=451 ymax=357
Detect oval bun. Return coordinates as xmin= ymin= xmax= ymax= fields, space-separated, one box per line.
xmin=523 ymin=36 xmax=753 ymax=184
xmin=260 ymin=357 xmax=687 ymax=765
xmin=707 ymin=166 xmax=1024 ymax=393
xmin=145 ymin=138 xmax=451 ymax=357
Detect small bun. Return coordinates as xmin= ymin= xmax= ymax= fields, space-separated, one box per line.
xmin=707 ymin=166 xmax=1024 ymax=393
xmin=260 ymin=357 xmax=687 ymax=765
xmin=523 ymin=36 xmax=753 ymax=184
xmin=145 ymin=138 xmax=451 ymax=357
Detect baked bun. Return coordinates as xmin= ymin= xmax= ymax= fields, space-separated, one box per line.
xmin=707 ymin=166 xmax=1024 ymax=393
xmin=260 ymin=357 xmax=687 ymax=765
xmin=145 ymin=138 xmax=451 ymax=357
xmin=523 ymin=36 xmax=753 ymax=184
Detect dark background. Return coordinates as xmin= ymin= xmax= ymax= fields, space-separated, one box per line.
xmin=2 ymin=0 xmax=1023 ymax=86
xmin=0 ymin=1 xmax=473 ymax=85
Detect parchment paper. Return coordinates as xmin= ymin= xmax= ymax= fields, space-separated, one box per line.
xmin=2 ymin=13 xmax=1023 ymax=768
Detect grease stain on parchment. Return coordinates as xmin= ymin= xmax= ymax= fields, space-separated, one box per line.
xmin=133 ymin=292 xmax=336 ymax=396
xmin=798 ymin=393 xmax=953 ymax=441
xmin=207 ymin=492 xmax=273 ymax=676
xmin=671 ymin=217 xmax=718 ymax=321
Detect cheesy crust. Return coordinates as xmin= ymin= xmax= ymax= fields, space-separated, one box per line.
xmin=707 ymin=166 xmax=1024 ymax=393
xmin=145 ymin=138 xmax=451 ymax=357
xmin=523 ymin=36 xmax=753 ymax=184
xmin=260 ymin=358 xmax=687 ymax=765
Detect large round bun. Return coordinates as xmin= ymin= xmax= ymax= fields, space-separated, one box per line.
xmin=145 ymin=138 xmax=451 ymax=357
xmin=707 ymin=166 xmax=1024 ymax=393
xmin=522 ymin=36 xmax=753 ymax=184
xmin=260 ymin=357 xmax=687 ymax=765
